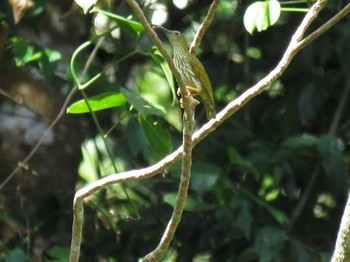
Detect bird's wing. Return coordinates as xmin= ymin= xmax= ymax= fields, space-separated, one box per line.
xmin=190 ymin=56 xmax=215 ymax=103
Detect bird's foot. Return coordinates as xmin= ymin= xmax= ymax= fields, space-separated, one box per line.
xmin=177 ymin=86 xmax=200 ymax=109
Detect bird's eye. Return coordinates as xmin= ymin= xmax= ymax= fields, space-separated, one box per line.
xmin=174 ymin=31 xmax=180 ymax=36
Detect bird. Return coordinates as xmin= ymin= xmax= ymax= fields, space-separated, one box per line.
xmin=153 ymin=25 xmax=216 ymax=120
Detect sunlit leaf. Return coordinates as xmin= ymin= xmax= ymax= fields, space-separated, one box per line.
xmin=282 ymin=134 xmax=318 ymax=149
xmin=139 ymin=115 xmax=172 ymax=157
xmin=39 ymin=48 xmax=61 ymax=77
xmin=90 ymin=7 xmax=145 ymax=36
xmin=4 ymin=249 xmax=30 ymax=262
xmin=255 ymin=227 xmax=287 ymax=261
xmin=78 ymin=139 xmax=99 ymax=183
xmin=10 ymin=37 xmax=40 ymax=66
xmin=46 ymin=246 xmax=70 ymax=262
xmin=121 ymin=88 xmax=165 ymax=116
xmin=163 ymin=193 xmax=212 ymax=212
xmin=67 ymin=92 xmax=127 ymax=114
xmin=227 ymin=147 xmax=259 ymax=176
xmin=317 ymin=135 xmax=344 ymax=177
xmin=75 ymin=0 xmax=97 ymax=14
xmin=191 ymin=163 xmax=220 ymax=193
xmin=244 ymin=0 xmax=281 ymax=34
xmin=150 ymin=47 xmax=176 ymax=103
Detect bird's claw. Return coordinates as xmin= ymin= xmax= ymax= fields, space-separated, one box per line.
xmin=177 ymin=86 xmax=200 ymax=109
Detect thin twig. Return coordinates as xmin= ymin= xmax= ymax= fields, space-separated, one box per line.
xmin=329 ymin=80 xmax=350 ymax=136
xmin=297 ymin=2 xmax=350 ymax=50
xmin=189 ymin=0 xmax=220 ymax=54
xmin=332 ymin=192 xmax=350 ymax=261
xmin=288 ymin=165 xmax=320 ymax=229
xmin=0 ymin=86 xmax=77 ymax=191
xmin=0 ymin=35 xmax=105 ymax=192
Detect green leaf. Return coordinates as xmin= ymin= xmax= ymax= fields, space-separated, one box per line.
xmin=227 ymin=147 xmax=259 ymax=176
xmin=298 ymin=84 xmax=321 ymax=121
xmin=90 ymin=7 xmax=145 ymax=36
xmin=39 ymin=48 xmax=62 ymax=77
xmin=4 ymin=249 xmax=30 ymax=262
xmin=121 ymin=88 xmax=165 ymax=116
xmin=241 ymin=187 xmax=288 ymax=225
xmin=78 ymin=139 xmax=100 ymax=183
xmin=150 ymin=47 xmax=176 ymax=103
xmin=282 ymin=134 xmax=318 ymax=149
xmin=244 ymin=0 xmax=281 ymax=34
xmin=163 ymin=193 xmax=212 ymax=212
xmin=191 ymin=163 xmax=220 ymax=193
xmin=232 ymin=197 xmax=253 ymax=240
xmin=67 ymin=92 xmax=127 ymax=114
xmin=46 ymin=246 xmax=70 ymax=262
xmin=317 ymin=135 xmax=344 ymax=177
xmin=75 ymin=0 xmax=97 ymax=14
xmin=10 ymin=37 xmax=41 ymax=66
xmin=126 ymin=118 xmax=148 ymax=157
xmin=139 ymin=115 xmax=173 ymax=157
xmin=255 ymin=227 xmax=287 ymax=261
xmin=290 ymin=239 xmax=309 ymax=262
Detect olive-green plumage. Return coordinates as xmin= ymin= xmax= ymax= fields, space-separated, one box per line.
xmin=155 ymin=26 xmax=216 ymax=120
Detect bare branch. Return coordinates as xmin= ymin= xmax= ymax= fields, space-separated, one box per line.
xmin=0 ymin=37 xmax=107 ymax=191
xmin=0 ymin=86 xmax=77 ymax=191
xmin=297 ymin=2 xmax=350 ymax=50
xmin=189 ymin=0 xmax=220 ymax=54
xmin=332 ymin=192 xmax=350 ymax=261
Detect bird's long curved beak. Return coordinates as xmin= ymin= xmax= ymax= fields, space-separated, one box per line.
xmin=151 ymin=24 xmax=171 ymax=34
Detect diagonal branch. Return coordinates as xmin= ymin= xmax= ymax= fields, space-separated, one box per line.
xmin=189 ymin=0 xmax=220 ymax=54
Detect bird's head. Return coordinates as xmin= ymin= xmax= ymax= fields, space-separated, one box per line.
xmin=152 ymin=25 xmax=189 ymax=50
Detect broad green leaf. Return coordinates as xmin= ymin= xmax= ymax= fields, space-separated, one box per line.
xmin=227 ymin=147 xmax=259 ymax=176
xmin=150 ymin=47 xmax=176 ymax=103
xmin=78 ymin=139 xmax=99 ymax=183
xmin=91 ymin=7 xmax=145 ymax=36
xmin=67 ymin=92 xmax=127 ymax=114
xmin=244 ymin=0 xmax=281 ymax=34
xmin=236 ymin=247 xmax=259 ymax=262
xmin=121 ymin=88 xmax=165 ymax=116
xmin=10 ymin=37 xmax=61 ymax=72
xmin=139 ymin=115 xmax=172 ymax=157
xmin=317 ymin=135 xmax=345 ymax=157
xmin=191 ymin=163 xmax=220 ymax=193
xmin=282 ymin=134 xmax=318 ymax=149
xmin=10 ymin=37 xmax=41 ymax=66
xmin=255 ymin=227 xmax=287 ymax=261
xmin=4 ymin=249 xmax=30 ymax=262
xmin=46 ymin=246 xmax=70 ymax=262
xmin=232 ymin=197 xmax=253 ymax=240
xmin=75 ymin=0 xmax=97 ymax=14
xmin=163 ymin=193 xmax=212 ymax=212
xmin=241 ymin=187 xmax=288 ymax=225
xmin=39 ymin=48 xmax=62 ymax=77
xmin=298 ymin=84 xmax=321 ymax=121
xmin=317 ymin=135 xmax=344 ymax=177
xmin=290 ymin=239 xmax=310 ymax=262
xmin=126 ymin=118 xmax=148 ymax=157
